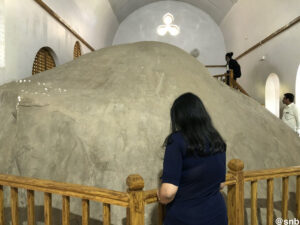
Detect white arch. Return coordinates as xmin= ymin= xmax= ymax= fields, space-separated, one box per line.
xmin=296 ymin=64 xmax=300 ymax=109
xmin=265 ymin=73 xmax=280 ymax=117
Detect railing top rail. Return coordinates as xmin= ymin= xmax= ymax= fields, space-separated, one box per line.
xmin=205 ymin=65 xmax=227 ymax=68
xmin=144 ymin=189 xmax=157 ymax=204
xmin=0 ymin=174 xmax=129 ymax=207
xmin=243 ymin=165 xmax=300 ymax=182
xmin=143 ymin=174 xmax=236 ymax=204
xmin=231 ymin=80 xmax=250 ymax=96
xmin=213 ymin=73 xmax=229 ymax=78
xmin=224 ymin=173 xmax=236 ymax=185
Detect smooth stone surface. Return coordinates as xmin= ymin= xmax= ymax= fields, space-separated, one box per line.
xmin=0 ymin=41 xmax=299 ymax=224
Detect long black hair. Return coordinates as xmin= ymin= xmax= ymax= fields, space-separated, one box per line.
xmin=164 ymin=92 xmax=226 ymax=156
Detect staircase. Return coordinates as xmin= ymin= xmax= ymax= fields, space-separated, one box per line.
xmin=214 ymin=70 xmax=249 ymax=96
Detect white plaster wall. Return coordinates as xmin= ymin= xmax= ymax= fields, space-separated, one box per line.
xmin=44 ymin=0 xmax=119 ymax=50
xmin=113 ymin=1 xmax=227 ymax=75
xmin=0 ymin=0 xmax=119 ymax=85
xmin=0 ymin=0 xmax=4 ymax=68
xmin=220 ymin=0 xmax=300 ymax=105
xmin=296 ymin=65 xmax=300 ymax=109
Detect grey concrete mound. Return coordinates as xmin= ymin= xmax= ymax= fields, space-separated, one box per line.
xmin=0 ymin=41 xmax=299 ymax=224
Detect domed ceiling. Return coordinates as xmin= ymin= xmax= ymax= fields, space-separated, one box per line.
xmin=107 ymin=0 xmax=239 ymax=23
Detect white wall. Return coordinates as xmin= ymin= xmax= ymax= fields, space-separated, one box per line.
xmin=113 ymin=1 xmax=227 ymax=75
xmin=44 ymin=0 xmax=119 ymax=50
xmin=0 ymin=0 xmax=119 ymax=85
xmin=220 ymin=0 xmax=300 ymax=106
xmin=296 ymin=65 xmax=300 ymax=109
xmin=0 ymin=0 xmax=4 ymax=68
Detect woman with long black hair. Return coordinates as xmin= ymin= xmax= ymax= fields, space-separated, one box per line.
xmin=157 ymin=92 xmax=227 ymax=225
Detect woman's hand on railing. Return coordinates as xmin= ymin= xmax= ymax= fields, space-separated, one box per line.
xmin=157 ymin=183 xmax=178 ymax=205
xmin=156 ymin=189 xmax=160 ymax=201
xmin=220 ymin=182 xmax=225 ymax=190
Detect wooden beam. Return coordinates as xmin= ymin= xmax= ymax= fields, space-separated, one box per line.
xmin=34 ymin=0 xmax=95 ymax=51
xmin=205 ymin=65 xmax=226 ymax=68
xmin=236 ymin=16 xmax=300 ymax=60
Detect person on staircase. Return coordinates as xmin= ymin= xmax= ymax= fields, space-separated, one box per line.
xmin=225 ymin=52 xmax=241 ymax=86
xmin=282 ymin=93 xmax=300 ymax=135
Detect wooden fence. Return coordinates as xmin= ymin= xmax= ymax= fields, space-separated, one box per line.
xmin=214 ymin=70 xmax=250 ymax=96
xmin=0 ymin=159 xmax=300 ymax=225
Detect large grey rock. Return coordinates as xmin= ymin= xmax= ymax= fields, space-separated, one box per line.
xmin=0 ymin=42 xmax=300 ymax=224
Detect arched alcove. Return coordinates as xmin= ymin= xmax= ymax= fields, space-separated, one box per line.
xmin=265 ymin=73 xmax=280 ymax=117
xmin=73 ymin=41 xmax=81 ymax=59
xmin=296 ymin=64 xmax=300 ymax=109
xmin=32 ymin=47 xmax=56 ymax=75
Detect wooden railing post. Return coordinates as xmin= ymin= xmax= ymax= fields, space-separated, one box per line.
xmin=11 ymin=187 xmax=19 ymax=225
xmin=229 ymin=70 xmax=234 ymax=88
xmin=296 ymin=175 xmax=300 ymax=220
xmin=0 ymin=185 xmax=3 ymax=225
xmin=227 ymin=159 xmax=245 ymax=225
xmin=82 ymin=199 xmax=89 ymax=225
xmin=27 ymin=190 xmax=35 ymax=225
xmin=126 ymin=174 xmax=145 ymax=225
xmin=103 ymin=203 xmax=111 ymax=225
xmin=158 ymin=203 xmax=165 ymax=225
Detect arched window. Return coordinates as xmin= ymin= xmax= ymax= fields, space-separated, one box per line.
xmin=296 ymin=64 xmax=300 ymax=109
xmin=32 ymin=47 xmax=56 ymax=75
xmin=265 ymin=73 xmax=280 ymax=117
xmin=73 ymin=41 xmax=81 ymax=59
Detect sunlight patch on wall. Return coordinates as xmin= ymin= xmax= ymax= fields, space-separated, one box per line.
xmin=265 ymin=73 xmax=280 ymax=117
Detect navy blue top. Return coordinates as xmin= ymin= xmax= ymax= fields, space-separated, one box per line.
xmin=161 ymin=132 xmax=228 ymax=225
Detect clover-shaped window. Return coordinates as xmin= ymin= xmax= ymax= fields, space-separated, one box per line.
xmin=157 ymin=13 xmax=180 ymax=36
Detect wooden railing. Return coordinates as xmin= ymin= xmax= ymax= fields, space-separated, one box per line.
xmin=214 ymin=70 xmax=250 ymax=96
xmin=148 ymin=159 xmax=300 ymax=225
xmin=205 ymin=65 xmax=227 ymax=68
xmin=1 ymin=159 xmax=300 ymax=225
xmin=244 ymin=165 xmax=300 ymax=225
xmin=0 ymin=174 xmax=137 ymax=225
xmin=228 ymin=159 xmax=300 ymax=225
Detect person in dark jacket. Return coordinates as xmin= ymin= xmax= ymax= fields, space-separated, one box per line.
xmin=157 ymin=92 xmax=227 ymax=225
xmin=225 ymin=52 xmax=241 ymax=83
